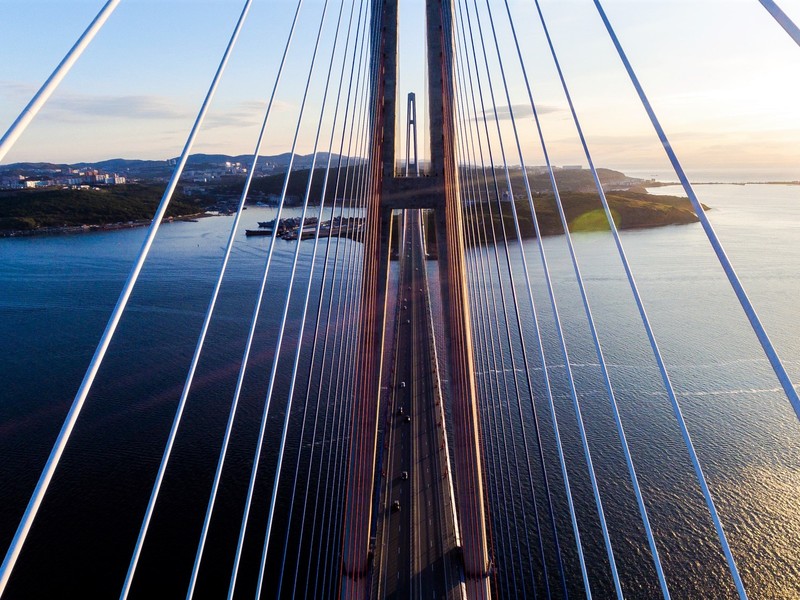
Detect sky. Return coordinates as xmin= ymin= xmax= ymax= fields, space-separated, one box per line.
xmin=1 ymin=0 xmax=799 ymax=180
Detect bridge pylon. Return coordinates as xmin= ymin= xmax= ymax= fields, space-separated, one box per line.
xmin=340 ymin=0 xmax=491 ymax=598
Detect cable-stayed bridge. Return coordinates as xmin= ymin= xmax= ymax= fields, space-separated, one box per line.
xmin=1 ymin=0 xmax=799 ymax=598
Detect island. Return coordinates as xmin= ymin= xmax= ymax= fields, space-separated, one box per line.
xmin=0 ymin=184 xmax=205 ymax=235
xmin=457 ymin=167 xmax=703 ymax=240
xmin=0 ymin=156 xmax=703 ymax=238
xmin=459 ymin=189 xmax=701 ymax=243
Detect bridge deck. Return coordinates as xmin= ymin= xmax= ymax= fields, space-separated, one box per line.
xmin=372 ymin=210 xmax=464 ymax=600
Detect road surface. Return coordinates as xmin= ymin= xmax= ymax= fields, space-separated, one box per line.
xmin=373 ymin=210 xmax=464 ymax=600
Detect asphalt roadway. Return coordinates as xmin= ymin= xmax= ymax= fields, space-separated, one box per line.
xmin=372 ymin=210 xmax=464 ymax=600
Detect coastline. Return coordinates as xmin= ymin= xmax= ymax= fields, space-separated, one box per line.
xmin=645 ymin=180 xmax=800 ymax=187
xmin=6 ymin=180 xmax=795 ymax=240
xmin=0 ymin=212 xmax=208 ymax=238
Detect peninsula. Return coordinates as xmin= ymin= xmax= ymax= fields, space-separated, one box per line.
xmin=0 ymin=156 xmax=703 ymax=237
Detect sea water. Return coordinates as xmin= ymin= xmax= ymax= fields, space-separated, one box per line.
xmin=0 ymin=186 xmax=798 ymax=598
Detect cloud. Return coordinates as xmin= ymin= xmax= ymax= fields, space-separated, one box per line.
xmin=47 ymin=93 xmax=190 ymax=122
xmin=0 ymin=80 xmax=37 ymax=99
xmin=203 ymin=100 xmax=264 ymax=130
xmin=473 ymin=103 xmax=562 ymax=122
xmin=203 ymin=99 xmax=297 ymax=130
xmin=0 ymin=80 xmax=190 ymax=122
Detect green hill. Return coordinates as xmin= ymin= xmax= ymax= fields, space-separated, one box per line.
xmin=0 ymin=166 xmax=703 ymax=236
xmin=463 ymin=189 xmax=702 ymax=242
xmin=0 ymin=184 xmax=203 ymax=231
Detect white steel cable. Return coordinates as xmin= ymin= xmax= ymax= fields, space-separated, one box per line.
xmin=249 ymin=0 xmax=349 ymax=593
xmin=304 ymin=23 xmax=373 ymax=597
xmin=117 ymin=3 xmax=257 ymax=597
xmin=318 ymin=183 xmax=365 ymax=598
xmin=292 ymin=119 xmax=364 ymax=598
xmin=496 ymin=0 xmax=672 ymax=596
xmin=302 ymin=59 xmax=371 ymax=600
xmin=222 ymin=0 xmax=336 ymax=595
xmin=320 ymin=80 xmax=375 ymax=597
xmin=759 ymin=0 xmax=800 ymax=46
xmin=593 ymin=0 xmax=799 ymax=427
xmin=456 ymin=0 xmax=594 ymax=594
xmin=467 ymin=94 xmax=569 ymax=600
xmin=324 ymin=52 xmax=379 ymax=592
xmin=313 ymin=14 xmax=377 ymax=588
xmin=282 ymin=0 xmax=364 ymax=585
xmin=301 ymin=165 xmax=363 ymax=598
xmin=295 ymin=180 xmax=358 ymax=599
xmin=455 ymin=1 xmax=573 ymax=595
xmin=315 ymin=203 xmax=365 ymax=597
xmin=0 ymin=1 xmax=249 ymax=594
xmin=331 ymin=18 xmax=386 ymax=593
xmin=0 ymin=0 xmax=121 ymax=162
xmin=182 ymin=1 xmax=309 ymax=596
xmin=473 ymin=0 xmax=624 ymax=584
xmin=593 ymin=0 xmax=798 ymax=594
xmin=330 ymin=166 xmax=372 ymax=597
xmin=437 ymin=4 xmax=489 ymax=583
xmin=469 ymin=0 xmax=627 ymax=592
xmin=460 ymin=141 xmax=518 ymax=600
xmin=588 ymin=2 xmax=761 ymax=596
xmin=469 ymin=147 xmax=533 ymax=600
xmin=450 ymin=15 xmax=560 ymax=594
xmin=288 ymin=26 xmax=367 ymax=600
xmin=458 ymin=88 xmax=554 ymax=600
xmin=274 ymin=0 xmax=360 ymax=593
xmin=290 ymin=190 xmax=361 ymax=598
xmin=455 ymin=43 xmax=547 ymax=595
xmin=467 ymin=232 xmax=510 ymax=599
xmin=455 ymin=108 xmax=514 ymax=598
xmin=451 ymin=39 xmax=527 ymax=598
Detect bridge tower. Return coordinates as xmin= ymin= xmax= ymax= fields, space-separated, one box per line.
xmin=405 ymin=92 xmax=419 ymax=177
xmin=341 ymin=0 xmax=491 ymax=597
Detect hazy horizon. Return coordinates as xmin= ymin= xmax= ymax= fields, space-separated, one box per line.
xmin=2 ymin=1 xmax=800 ymax=179
xmin=3 ymin=153 xmax=798 ymax=184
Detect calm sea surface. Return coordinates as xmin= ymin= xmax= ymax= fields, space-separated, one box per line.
xmin=453 ymin=183 xmax=800 ymax=599
xmin=0 ymin=185 xmax=798 ymax=598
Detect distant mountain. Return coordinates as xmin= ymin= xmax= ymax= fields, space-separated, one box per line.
xmin=0 ymin=153 xmax=347 ymax=179
xmin=176 ymin=152 xmax=343 ymax=169
xmin=80 ymin=158 xmax=167 ymax=171
xmin=0 ymin=162 xmax=75 ymax=175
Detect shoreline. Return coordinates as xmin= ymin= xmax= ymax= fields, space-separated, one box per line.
xmin=3 ymin=179 xmax=797 ymax=239
xmin=645 ymin=180 xmax=800 ymax=187
xmin=0 ymin=212 xmax=209 ymax=239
